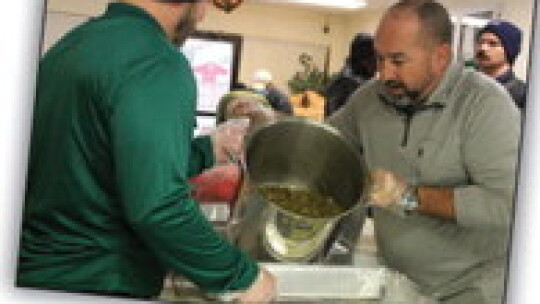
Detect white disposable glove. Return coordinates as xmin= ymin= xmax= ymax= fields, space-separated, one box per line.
xmin=210 ymin=267 xmax=277 ymax=303
xmin=210 ymin=118 xmax=250 ymax=165
xmin=234 ymin=267 xmax=277 ymax=303
xmin=367 ymin=169 xmax=408 ymax=208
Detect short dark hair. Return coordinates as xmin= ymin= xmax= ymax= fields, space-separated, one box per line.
xmin=389 ymin=0 xmax=453 ymax=46
xmin=348 ymin=33 xmax=377 ymax=78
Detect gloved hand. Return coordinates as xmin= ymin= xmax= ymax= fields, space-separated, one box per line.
xmin=210 ymin=118 xmax=250 ymax=165
xmin=367 ymin=169 xmax=408 ymax=208
xmin=235 ymin=267 xmax=277 ymax=303
xmin=227 ymin=98 xmax=277 ymax=130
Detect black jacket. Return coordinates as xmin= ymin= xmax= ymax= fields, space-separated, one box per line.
xmin=324 ymin=67 xmax=369 ymax=116
xmin=496 ymin=70 xmax=527 ymax=109
xmin=262 ymin=85 xmax=293 ymax=115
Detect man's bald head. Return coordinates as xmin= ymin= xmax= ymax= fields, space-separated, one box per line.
xmin=374 ymin=0 xmax=453 ymax=103
xmin=383 ymin=0 xmax=453 ymax=48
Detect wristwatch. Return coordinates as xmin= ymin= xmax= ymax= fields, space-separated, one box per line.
xmin=396 ymin=185 xmax=419 ymax=215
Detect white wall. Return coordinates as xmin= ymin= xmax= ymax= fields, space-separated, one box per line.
xmin=343 ymin=10 xmax=382 ymax=46
xmin=198 ymin=4 xmax=350 ymax=92
xmin=344 ymin=0 xmax=535 ymax=80
xmin=44 ymin=0 xmax=536 ymax=87
xmin=44 ymin=0 xmax=351 ymax=93
xmin=47 ymin=0 xmax=110 ymax=15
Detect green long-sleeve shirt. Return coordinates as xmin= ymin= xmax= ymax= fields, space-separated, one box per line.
xmin=17 ymin=3 xmax=257 ymax=298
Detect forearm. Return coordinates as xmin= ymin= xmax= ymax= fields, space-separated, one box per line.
xmin=416 ymin=186 xmax=455 ymax=220
xmin=129 ymin=196 xmax=258 ymax=293
xmin=414 ymin=185 xmax=513 ymax=231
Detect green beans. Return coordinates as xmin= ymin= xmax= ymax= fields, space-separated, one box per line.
xmin=258 ymin=185 xmax=344 ymax=218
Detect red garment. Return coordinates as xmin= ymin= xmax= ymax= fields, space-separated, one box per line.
xmin=189 ymin=164 xmax=242 ymax=205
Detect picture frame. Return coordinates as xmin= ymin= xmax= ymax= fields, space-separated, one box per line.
xmin=181 ymin=30 xmax=243 ymax=116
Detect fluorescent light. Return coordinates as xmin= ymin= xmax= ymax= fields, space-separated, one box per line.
xmin=289 ymin=0 xmax=367 ymax=9
xmin=461 ymin=16 xmax=489 ymax=27
xmin=451 ymin=15 xmax=490 ymax=27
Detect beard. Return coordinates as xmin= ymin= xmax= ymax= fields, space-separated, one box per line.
xmin=382 ymin=80 xmax=421 ymax=104
xmin=172 ymin=5 xmax=197 ymax=47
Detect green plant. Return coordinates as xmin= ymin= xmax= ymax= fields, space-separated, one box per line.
xmin=287 ymin=53 xmax=328 ymax=95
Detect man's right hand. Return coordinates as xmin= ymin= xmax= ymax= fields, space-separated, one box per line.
xmin=367 ymin=169 xmax=408 ymax=208
xmin=235 ymin=267 xmax=277 ymax=303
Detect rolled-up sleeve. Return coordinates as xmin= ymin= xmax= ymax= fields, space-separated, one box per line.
xmin=109 ymin=55 xmax=257 ymax=293
xmin=189 ymin=135 xmax=215 ymax=177
xmin=454 ymin=91 xmax=521 ymax=231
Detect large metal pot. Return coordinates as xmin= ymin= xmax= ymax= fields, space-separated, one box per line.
xmin=244 ymin=117 xmax=367 ymax=262
xmin=245 ymin=117 xmax=367 ymax=218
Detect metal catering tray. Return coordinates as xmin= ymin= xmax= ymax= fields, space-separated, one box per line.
xmin=261 ymin=263 xmax=386 ymax=300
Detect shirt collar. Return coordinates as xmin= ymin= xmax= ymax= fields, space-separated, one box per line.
xmin=423 ymin=62 xmax=462 ymax=107
xmin=104 ymin=2 xmax=165 ymax=37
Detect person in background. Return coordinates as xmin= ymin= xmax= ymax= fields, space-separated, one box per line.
xmin=328 ymin=0 xmax=519 ymax=303
xmin=251 ymin=69 xmax=294 ymax=115
xmin=216 ymin=89 xmax=273 ymax=126
xmin=16 ymin=0 xmax=276 ymax=302
xmin=324 ymin=33 xmax=377 ymax=116
xmin=190 ymin=90 xmax=276 ymax=220
xmin=231 ymin=82 xmax=250 ymax=90
xmin=475 ymin=20 xmax=527 ymax=109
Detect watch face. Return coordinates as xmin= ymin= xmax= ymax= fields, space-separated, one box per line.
xmin=393 ymin=188 xmax=418 ymax=216
xmin=402 ymin=188 xmax=419 ymax=211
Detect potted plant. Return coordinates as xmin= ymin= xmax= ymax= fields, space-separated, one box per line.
xmin=287 ymin=53 xmax=328 ymax=120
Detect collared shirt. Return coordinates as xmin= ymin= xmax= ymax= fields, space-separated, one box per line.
xmin=17 ymin=2 xmax=257 ymax=297
xmin=328 ymin=64 xmax=520 ymax=299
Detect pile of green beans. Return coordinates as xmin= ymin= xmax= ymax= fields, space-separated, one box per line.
xmin=258 ymin=185 xmax=344 ymax=218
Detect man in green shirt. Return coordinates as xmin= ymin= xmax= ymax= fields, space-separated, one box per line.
xmin=16 ymin=0 xmax=275 ymax=301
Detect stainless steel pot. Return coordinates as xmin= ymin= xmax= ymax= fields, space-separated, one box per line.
xmin=244 ymin=117 xmax=367 ymax=262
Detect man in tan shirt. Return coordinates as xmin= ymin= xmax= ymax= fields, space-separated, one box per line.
xmin=329 ymin=0 xmax=520 ymax=303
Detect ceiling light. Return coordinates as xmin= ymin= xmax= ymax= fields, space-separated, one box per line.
xmin=289 ymin=0 xmax=367 ymax=9
xmin=461 ymin=16 xmax=489 ymax=27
